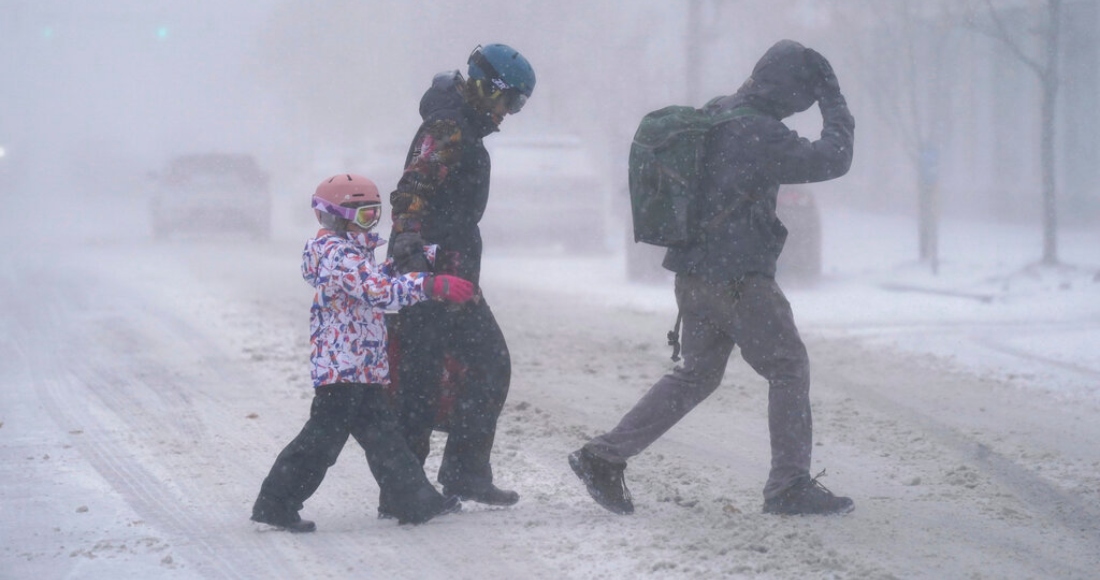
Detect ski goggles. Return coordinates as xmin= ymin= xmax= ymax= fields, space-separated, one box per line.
xmin=469 ymin=47 xmax=527 ymax=114
xmin=311 ymin=196 xmax=382 ymax=230
xmin=500 ymin=88 xmax=527 ymax=115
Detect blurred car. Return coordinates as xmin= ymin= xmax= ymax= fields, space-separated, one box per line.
xmin=481 ymin=135 xmax=611 ymax=253
xmin=149 ymin=153 xmax=271 ymax=241
xmin=625 ymin=186 xmax=822 ymax=285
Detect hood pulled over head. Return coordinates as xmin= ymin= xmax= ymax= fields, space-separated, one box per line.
xmin=734 ymin=39 xmax=819 ymax=119
xmin=419 ymin=70 xmax=498 ymax=137
xmin=419 ymin=70 xmax=467 ymax=120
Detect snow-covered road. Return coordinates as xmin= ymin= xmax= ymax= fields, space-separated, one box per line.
xmin=2 ymin=206 xmax=1099 ymax=579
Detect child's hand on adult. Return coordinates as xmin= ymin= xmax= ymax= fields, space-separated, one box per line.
xmin=425 ymin=275 xmax=476 ymax=303
xmin=392 ymin=232 xmax=430 ymax=273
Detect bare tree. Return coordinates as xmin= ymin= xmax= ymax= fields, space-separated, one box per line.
xmin=969 ymin=0 xmax=1063 ymax=265
xmin=834 ymin=0 xmax=961 ymax=273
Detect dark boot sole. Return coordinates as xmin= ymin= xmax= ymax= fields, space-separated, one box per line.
xmin=252 ymin=517 xmax=317 ymax=533
xmin=441 ymin=487 xmax=519 ymax=507
xmin=763 ymin=502 xmax=855 ymax=516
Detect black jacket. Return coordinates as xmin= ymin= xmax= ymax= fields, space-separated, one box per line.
xmin=390 ymin=71 xmax=499 ymax=286
xmin=663 ymin=39 xmax=855 ymax=281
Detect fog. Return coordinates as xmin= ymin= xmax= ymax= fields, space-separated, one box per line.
xmin=3 ymin=3 xmax=1100 ymax=578
xmin=5 ymin=0 xmax=754 ymax=201
xmin=5 ymin=0 xmax=1096 ymax=239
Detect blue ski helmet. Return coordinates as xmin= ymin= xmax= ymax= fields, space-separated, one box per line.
xmin=468 ymin=44 xmax=535 ymax=113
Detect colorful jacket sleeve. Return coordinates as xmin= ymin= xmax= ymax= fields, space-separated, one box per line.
xmin=305 ymin=239 xmax=429 ymax=310
xmin=390 ymin=118 xmax=465 ymax=234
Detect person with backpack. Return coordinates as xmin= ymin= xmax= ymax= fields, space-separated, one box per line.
xmin=383 ymin=44 xmax=535 ymax=513
xmin=569 ymin=40 xmax=856 ymax=516
xmin=251 ymin=174 xmax=472 ymax=532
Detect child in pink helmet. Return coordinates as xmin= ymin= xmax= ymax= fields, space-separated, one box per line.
xmin=251 ymin=173 xmax=475 ymax=532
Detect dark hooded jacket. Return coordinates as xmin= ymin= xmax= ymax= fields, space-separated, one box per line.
xmin=390 ymin=71 xmax=499 ymax=286
xmin=663 ymin=39 xmax=855 ymax=281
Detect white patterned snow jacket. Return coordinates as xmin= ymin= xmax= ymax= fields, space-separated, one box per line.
xmin=301 ymin=230 xmax=433 ymax=387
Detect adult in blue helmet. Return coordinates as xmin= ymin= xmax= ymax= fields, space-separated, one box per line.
xmin=383 ymin=44 xmax=535 ymax=512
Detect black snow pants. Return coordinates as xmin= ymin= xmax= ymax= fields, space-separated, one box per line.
xmin=253 ymin=383 xmax=442 ymax=522
xmin=390 ymin=297 xmax=511 ymax=492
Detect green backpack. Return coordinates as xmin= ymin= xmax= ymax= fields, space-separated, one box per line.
xmin=628 ymin=100 xmax=757 ymax=247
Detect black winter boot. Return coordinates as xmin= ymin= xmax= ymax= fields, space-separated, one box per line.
xmin=403 ymin=494 xmax=461 ymax=525
xmin=251 ymin=506 xmax=316 ymax=533
xmin=381 ymin=486 xmax=462 ymax=525
xmin=763 ymin=470 xmax=854 ymax=515
xmin=569 ymin=448 xmax=633 ymax=515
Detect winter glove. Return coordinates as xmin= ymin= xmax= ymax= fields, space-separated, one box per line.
xmin=805 ymin=48 xmax=841 ymax=102
xmin=425 ymin=275 xmax=476 ymax=303
xmin=391 ymin=231 xmax=430 ymax=273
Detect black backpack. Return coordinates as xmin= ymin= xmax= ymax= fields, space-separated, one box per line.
xmin=627 ymin=100 xmax=758 ymax=247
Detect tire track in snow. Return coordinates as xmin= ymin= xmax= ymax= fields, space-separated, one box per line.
xmin=36 ymin=371 xmax=252 ymax=579
xmin=973 ymin=336 xmax=1100 ymax=379
xmin=7 ymin=254 xmax=313 ymax=579
xmin=816 ymin=341 xmax=1100 ymax=577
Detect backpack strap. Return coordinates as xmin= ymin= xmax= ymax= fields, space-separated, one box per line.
xmin=666 ymin=275 xmax=745 ymax=362
xmin=666 ymin=310 xmax=683 ymax=362
xmin=698 ymin=105 xmax=761 ymax=236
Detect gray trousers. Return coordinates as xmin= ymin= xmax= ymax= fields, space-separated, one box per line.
xmin=585 ymin=273 xmax=812 ymax=499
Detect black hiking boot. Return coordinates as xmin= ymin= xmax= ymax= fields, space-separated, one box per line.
xmin=251 ymin=510 xmax=317 ymax=533
xmin=441 ymin=483 xmax=519 ymax=507
xmin=763 ymin=469 xmax=854 ymax=515
xmin=568 ymin=448 xmax=633 ymax=515
xmin=380 ymin=487 xmax=463 ymax=525
xmin=397 ymin=494 xmax=462 ymax=525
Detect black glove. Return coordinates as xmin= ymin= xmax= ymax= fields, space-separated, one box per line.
xmin=805 ymin=48 xmax=841 ymax=101
xmin=391 ymin=231 xmax=430 ymax=273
